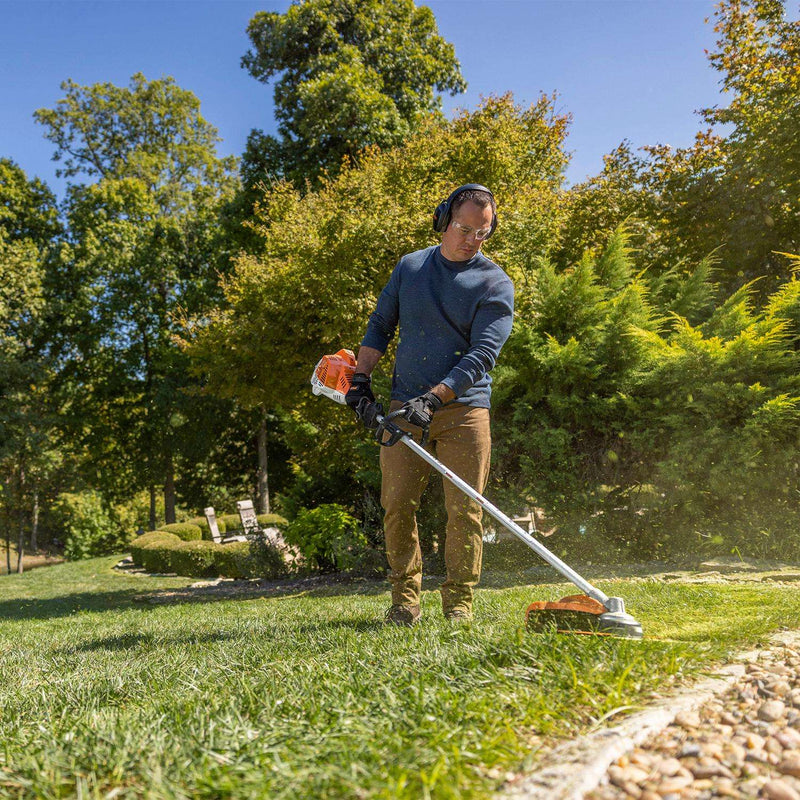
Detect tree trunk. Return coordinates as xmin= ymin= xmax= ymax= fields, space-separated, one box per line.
xmin=30 ymin=486 xmax=39 ymax=552
xmin=16 ymin=464 xmax=25 ymax=574
xmin=164 ymin=451 xmax=176 ymax=525
xmin=149 ymin=486 xmax=157 ymax=531
xmin=257 ymin=411 xmax=270 ymax=514
xmin=4 ymin=521 xmax=10 ymax=575
xmin=16 ymin=507 xmax=24 ymax=573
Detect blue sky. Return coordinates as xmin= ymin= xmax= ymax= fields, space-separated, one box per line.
xmin=1 ymin=0 xmax=726 ymax=199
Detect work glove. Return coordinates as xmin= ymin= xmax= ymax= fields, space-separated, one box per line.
xmin=360 ymin=400 xmax=384 ymax=432
xmin=400 ymin=391 xmax=443 ymax=432
xmin=346 ymin=373 xmax=383 ymax=430
xmin=345 ymin=373 xmax=375 ymax=417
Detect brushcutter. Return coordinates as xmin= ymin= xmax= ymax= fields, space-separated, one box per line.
xmin=310 ymin=349 xmax=643 ymax=639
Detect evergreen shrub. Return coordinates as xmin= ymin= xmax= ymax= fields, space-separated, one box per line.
xmin=257 ymin=513 xmax=289 ymax=529
xmin=186 ymin=516 xmax=213 ymax=539
xmin=130 ymin=532 xmax=182 ymax=573
xmin=285 ymin=504 xmax=368 ymax=572
xmin=218 ymin=514 xmax=241 ymax=534
xmin=212 ymin=542 xmax=251 ymax=578
xmin=159 ymin=522 xmax=202 ymax=542
xmin=169 ymin=541 xmax=220 ymax=578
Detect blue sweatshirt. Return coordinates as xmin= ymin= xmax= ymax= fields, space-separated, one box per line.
xmin=361 ymin=245 xmax=514 ymax=408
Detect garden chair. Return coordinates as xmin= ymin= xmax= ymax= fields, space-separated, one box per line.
xmin=204 ymin=507 xmax=247 ymax=544
xmin=236 ymin=500 xmax=294 ymax=552
xmin=236 ymin=500 xmax=268 ymax=539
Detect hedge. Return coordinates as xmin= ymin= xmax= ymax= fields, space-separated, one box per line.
xmin=128 ymin=533 xmax=288 ymax=579
xmin=169 ymin=540 xmax=222 ymax=578
xmin=158 ymin=522 xmax=202 ymax=542
xmin=218 ymin=514 xmax=242 ymax=534
xmin=130 ymin=532 xmax=182 ymax=573
xmin=186 ymin=516 xmax=213 ymax=540
xmin=258 ymin=513 xmax=289 ymax=529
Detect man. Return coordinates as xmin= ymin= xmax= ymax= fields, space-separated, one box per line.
xmin=346 ymin=184 xmax=514 ymax=626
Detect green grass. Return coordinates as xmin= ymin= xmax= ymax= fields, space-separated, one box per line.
xmin=1 ymin=557 xmax=800 ymax=799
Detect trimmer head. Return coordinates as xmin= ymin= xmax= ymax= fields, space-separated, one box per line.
xmin=525 ymin=594 xmax=643 ymax=639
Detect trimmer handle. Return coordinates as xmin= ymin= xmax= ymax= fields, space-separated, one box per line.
xmin=374 ymin=407 xmax=429 ymax=447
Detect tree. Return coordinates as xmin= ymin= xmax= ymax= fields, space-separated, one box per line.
xmin=183 ymin=93 xmax=571 ymax=524
xmin=558 ymin=0 xmax=798 ymax=295
xmin=35 ymin=74 xmax=238 ymax=525
xmin=240 ymin=0 xmax=466 ymax=187
xmin=0 ymin=161 xmax=62 ymax=569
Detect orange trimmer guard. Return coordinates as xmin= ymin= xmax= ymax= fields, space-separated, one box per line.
xmin=525 ymin=594 xmax=609 ymax=634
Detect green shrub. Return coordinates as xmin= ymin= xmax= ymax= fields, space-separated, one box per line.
xmin=186 ymin=516 xmax=213 ymax=540
xmin=285 ymin=504 xmax=367 ymax=573
xmin=257 ymin=513 xmax=289 ymax=529
xmin=169 ymin=541 xmax=220 ymax=578
xmin=213 ymin=540 xmax=289 ymax=579
xmin=218 ymin=514 xmax=241 ymax=534
xmin=130 ymin=532 xmax=182 ymax=573
xmin=52 ymin=491 xmax=132 ymax=560
xmin=159 ymin=522 xmax=202 ymax=542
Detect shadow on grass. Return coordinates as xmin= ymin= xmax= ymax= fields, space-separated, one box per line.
xmin=0 ymin=589 xmax=157 ymax=622
xmin=70 ymin=629 xmax=241 ymax=653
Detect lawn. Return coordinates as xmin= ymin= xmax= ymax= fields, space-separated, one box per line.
xmin=1 ymin=555 xmax=800 ymax=799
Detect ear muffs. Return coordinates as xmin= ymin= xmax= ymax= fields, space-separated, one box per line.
xmin=432 ymin=183 xmax=497 ymax=238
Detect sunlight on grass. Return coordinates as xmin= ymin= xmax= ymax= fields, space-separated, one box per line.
xmin=1 ymin=557 xmax=799 ymax=798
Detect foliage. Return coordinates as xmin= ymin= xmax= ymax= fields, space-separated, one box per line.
xmin=129 ymin=532 xmax=288 ymax=578
xmin=241 ymin=0 xmax=465 ymax=186
xmin=494 ymin=226 xmax=800 ymax=559
xmin=217 ymin=513 xmax=242 ymax=533
xmin=183 ymin=93 xmax=570 ymax=514
xmin=158 ymin=522 xmax=203 ymax=542
xmin=168 ymin=540 xmax=220 ymax=578
xmin=284 ymin=503 xmax=367 ymax=572
xmin=0 ymin=160 xmax=64 ymax=559
xmin=558 ymin=0 xmax=799 ymax=295
xmin=35 ymin=74 xmax=240 ymax=517
xmin=129 ymin=531 xmax=181 ymax=569
xmin=51 ymin=491 xmax=132 ymax=560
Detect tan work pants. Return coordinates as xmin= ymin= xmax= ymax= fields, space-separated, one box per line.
xmin=379 ymin=401 xmax=492 ymax=613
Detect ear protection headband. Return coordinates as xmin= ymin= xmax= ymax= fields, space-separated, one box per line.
xmin=432 ymin=183 xmax=497 ymax=238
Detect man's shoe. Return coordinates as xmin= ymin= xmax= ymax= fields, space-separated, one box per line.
xmin=444 ymin=607 xmax=473 ymax=623
xmin=384 ymin=604 xmax=421 ymax=627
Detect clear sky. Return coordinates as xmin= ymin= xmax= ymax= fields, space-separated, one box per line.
xmin=0 ymin=0 xmax=726 ymax=199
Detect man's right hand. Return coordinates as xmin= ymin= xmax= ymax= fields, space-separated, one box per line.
xmin=345 ymin=373 xmax=375 ymax=419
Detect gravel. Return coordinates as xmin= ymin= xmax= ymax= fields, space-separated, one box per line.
xmin=585 ymin=641 xmax=800 ymax=800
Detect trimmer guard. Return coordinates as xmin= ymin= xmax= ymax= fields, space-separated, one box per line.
xmin=526 ymin=594 xmax=643 ymax=638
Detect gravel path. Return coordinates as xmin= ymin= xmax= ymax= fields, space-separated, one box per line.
xmin=585 ymin=634 xmax=800 ymax=799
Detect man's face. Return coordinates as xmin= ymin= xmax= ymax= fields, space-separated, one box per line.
xmin=440 ymin=200 xmax=494 ymax=262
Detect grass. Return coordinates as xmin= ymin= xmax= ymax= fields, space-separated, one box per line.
xmin=1 ymin=556 xmax=800 ymax=798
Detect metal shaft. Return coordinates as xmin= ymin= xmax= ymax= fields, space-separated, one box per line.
xmin=397 ymin=431 xmax=610 ymax=606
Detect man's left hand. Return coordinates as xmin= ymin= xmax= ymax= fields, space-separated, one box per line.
xmin=400 ymin=391 xmax=443 ymax=431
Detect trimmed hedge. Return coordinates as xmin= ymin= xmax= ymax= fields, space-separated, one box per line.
xmin=159 ymin=522 xmax=202 ymax=542
xmin=186 ymin=516 xmax=213 ymax=540
xmin=218 ymin=514 xmax=242 ymax=534
xmin=258 ymin=513 xmax=289 ymax=529
xmin=130 ymin=532 xmax=182 ymax=573
xmin=212 ymin=542 xmax=253 ymax=579
xmin=183 ymin=512 xmax=288 ymax=541
xmin=170 ymin=541 xmax=221 ymax=578
xmin=128 ymin=533 xmax=288 ymax=579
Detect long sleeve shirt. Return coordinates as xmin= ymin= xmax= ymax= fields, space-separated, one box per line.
xmin=361 ymin=245 xmax=514 ymax=408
